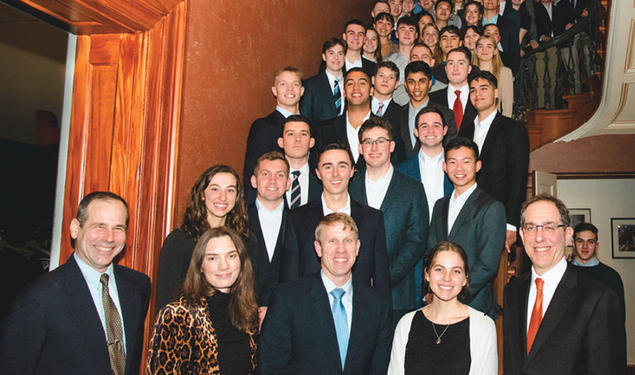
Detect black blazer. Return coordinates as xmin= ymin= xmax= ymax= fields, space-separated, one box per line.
xmin=247 ymin=202 xmax=288 ymax=306
xmin=459 ymin=112 xmax=529 ymax=228
xmin=535 ymin=0 xmax=575 ymax=38
xmin=318 ymin=57 xmax=378 ymax=78
xmin=0 ymin=255 xmax=151 ymax=375
xmin=243 ymin=109 xmax=286 ymax=203
xmin=428 ymin=87 xmax=478 ymax=133
xmin=381 ymin=99 xmax=408 ymax=164
xmin=349 ymin=169 xmax=428 ymax=311
xmin=259 ymin=273 xmax=392 ymax=375
xmin=279 ymin=198 xmax=391 ymax=299
xmin=497 ymin=14 xmax=521 ymax=74
xmin=300 ymin=71 xmax=340 ymax=126
xmin=395 ymin=102 xmax=459 ymax=159
xmin=503 ymin=264 xmax=626 ymax=375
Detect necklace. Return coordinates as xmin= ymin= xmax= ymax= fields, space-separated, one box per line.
xmin=431 ymin=322 xmax=450 ymax=344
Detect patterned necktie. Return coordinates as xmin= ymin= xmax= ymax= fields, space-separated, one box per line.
xmin=334 ymin=79 xmax=342 ymax=114
xmin=527 ymin=278 xmax=544 ymax=354
xmin=100 ymin=274 xmax=126 ymax=375
xmin=289 ymin=170 xmax=301 ymax=208
xmin=453 ymin=89 xmax=463 ymax=131
xmin=330 ymin=288 xmax=348 ymax=370
xmin=376 ymin=101 xmax=384 ymax=117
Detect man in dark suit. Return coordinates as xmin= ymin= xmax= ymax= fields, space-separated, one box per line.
xmin=319 ymin=19 xmax=378 ymax=77
xmin=429 ymin=47 xmax=477 ymax=133
xmin=483 ymin=0 xmax=520 ymax=73
xmin=300 ymin=38 xmax=346 ymax=126
xmin=349 ymin=117 xmax=428 ymax=320
xmin=247 ymin=151 xmax=291 ymax=326
xmin=427 ymin=137 xmax=506 ymax=317
xmin=503 ymin=194 xmax=626 ymax=375
xmin=0 ymin=192 xmax=151 ymax=375
xmin=399 ymin=61 xmax=458 ymax=158
xmin=260 ymin=213 xmax=392 ymax=374
xmin=280 ymin=143 xmax=391 ymax=299
xmin=277 ymin=115 xmax=322 ymax=207
xmin=243 ymin=66 xmax=304 ymax=203
xmin=460 ymin=70 xmax=529 ymax=251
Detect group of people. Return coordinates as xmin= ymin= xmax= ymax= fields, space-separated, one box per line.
xmin=0 ymin=1 xmax=625 ymax=375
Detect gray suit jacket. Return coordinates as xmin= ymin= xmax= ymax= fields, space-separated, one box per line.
xmin=427 ymin=186 xmax=506 ymax=316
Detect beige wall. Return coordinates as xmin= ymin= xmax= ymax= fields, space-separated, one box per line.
xmin=557 ymin=178 xmax=635 ymax=363
xmin=0 ymin=17 xmax=67 ymax=143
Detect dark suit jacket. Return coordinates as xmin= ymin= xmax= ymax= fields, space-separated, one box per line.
xmin=349 ymin=169 xmax=428 ymax=311
xmin=300 ymin=71 xmax=340 ymax=125
xmin=259 ymin=273 xmax=392 ymax=375
xmin=535 ymin=0 xmax=575 ymax=38
xmin=429 ymin=88 xmax=477 ymax=134
xmin=459 ymin=112 xmax=529 ymax=228
xmin=497 ymin=14 xmax=521 ymax=74
xmin=0 ymin=255 xmax=150 ymax=375
xmin=381 ymin=99 xmax=408 ymax=164
xmin=248 ymin=202 xmax=288 ymax=306
xmin=243 ymin=109 xmax=286 ymax=203
xmin=315 ymin=114 xmax=369 ymax=171
xmin=395 ymin=102 xmax=459 ymax=159
xmin=318 ymin=57 xmax=378 ymax=78
xmin=427 ymin=187 xmax=506 ymax=316
xmin=284 ymin=167 xmax=322 ymax=207
xmin=397 ymin=152 xmax=454 ymax=197
xmin=280 ymin=198 xmax=391 ymax=298
xmin=503 ymin=265 xmax=626 ymax=375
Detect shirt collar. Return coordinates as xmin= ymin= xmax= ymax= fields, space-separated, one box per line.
xmin=365 ymin=165 xmax=394 ymax=184
xmin=325 ymin=70 xmax=343 ymax=82
xmin=74 ymin=252 xmax=115 ymax=287
xmin=448 ymin=83 xmax=469 ymax=93
xmin=276 ymin=106 xmax=296 ymax=118
xmin=321 ymin=270 xmax=353 ymax=295
xmin=346 ymin=110 xmax=372 ymax=126
xmin=571 ymin=257 xmax=600 ymax=267
xmin=409 ymin=99 xmax=429 ymax=115
xmin=290 ymin=161 xmax=310 ymax=175
xmin=255 ymin=197 xmax=285 ymax=213
xmin=322 ymin=193 xmax=351 ymax=215
xmin=418 ymin=148 xmax=444 ymax=164
xmin=476 ymin=109 xmax=497 ymax=128
xmin=532 ymin=257 xmax=568 ymax=286
xmin=451 ymin=181 xmax=477 ymax=202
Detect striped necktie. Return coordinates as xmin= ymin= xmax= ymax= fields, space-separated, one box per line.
xmin=334 ymin=79 xmax=342 ymax=114
xmin=100 ymin=274 xmax=126 ymax=375
xmin=289 ymin=170 xmax=301 ymax=208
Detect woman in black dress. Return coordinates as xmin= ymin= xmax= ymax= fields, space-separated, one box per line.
xmin=388 ymin=241 xmax=497 ymax=375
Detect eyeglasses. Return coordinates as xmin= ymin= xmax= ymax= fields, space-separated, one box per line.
xmin=361 ymin=137 xmax=392 ymax=147
xmin=522 ymin=223 xmax=567 ymax=233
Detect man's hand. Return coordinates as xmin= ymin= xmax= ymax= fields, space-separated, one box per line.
xmin=258 ymin=306 xmax=268 ymax=331
xmin=505 ymin=230 xmax=517 ymax=253
xmin=581 ymin=8 xmax=588 ymax=17
xmin=565 ymin=22 xmax=574 ymax=30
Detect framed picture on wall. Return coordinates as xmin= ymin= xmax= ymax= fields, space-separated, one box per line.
xmin=611 ymin=218 xmax=635 ymax=259
xmin=569 ymin=208 xmax=591 ymax=228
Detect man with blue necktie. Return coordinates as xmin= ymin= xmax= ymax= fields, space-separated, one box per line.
xmin=259 ymin=213 xmax=392 ymax=374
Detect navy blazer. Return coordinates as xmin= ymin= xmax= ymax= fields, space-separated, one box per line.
xmin=247 ymin=202 xmax=288 ymax=306
xmin=280 ymin=198 xmax=391 ymax=299
xmin=395 ymin=102 xmax=459 ymax=159
xmin=428 ymin=187 xmax=506 ymax=316
xmin=459 ymin=112 xmax=529 ymax=228
xmin=349 ymin=169 xmax=428 ymax=311
xmin=397 ymin=152 xmax=454 ymax=197
xmin=243 ymin=109 xmax=286 ymax=203
xmin=503 ymin=265 xmax=626 ymax=375
xmin=428 ymin=87 xmax=478 ymax=133
xmin=0 ymin=255 xmax=150 ymax=375
xmin=318 ymin=57 xmax=378 ymax=77
xmin=259 ymin=273 xmax=392 ymax=375
xmin=300 ymin=71 xmax=340 ymax=126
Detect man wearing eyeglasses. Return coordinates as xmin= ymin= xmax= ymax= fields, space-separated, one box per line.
xmin=503 ymin=194 xmax=626 ymax=375
xmin=349 ymin=117 xmax=428 ymax=322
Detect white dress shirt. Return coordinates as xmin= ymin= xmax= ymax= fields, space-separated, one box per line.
xmin=286 ymin=161 xmax=310 ymax=206
xmin=418 ymin=149 xmax=445 ymax=222
xmin=255 ymin=198 xmax=284 ymax=261
xmin=447 ymin=83 xmax=470 ymax=113
xmin=447 ymin=182 xmax=478 ymax=234
xmin=408 ymin=100 xmax=429 ymax=148
xmin=325 ymin=70 xmax=345 ymax=116
xmin=372 ymin=97 xmax=393 ymax=117
xmin=321 ymin=271 xmax=353 ymax=335
xmin=74 ymin=253 xmax=127 ymax=353
xmin=345 ymin=57 xmax=363 ymax=72
xmin=365 ymin=165 xmax=394 ymax=209
xmin=322 ymin=193 xmax=352 ymax=216
xmin=346 ymin=110 xmax=371 ymax=162
xmin=473 ymin=109 xmax=497 ymax=153
xmin=526 ymin=257 xmax=568 ymax=332
xmin=275 ymin=105 xmax=297 ymax=118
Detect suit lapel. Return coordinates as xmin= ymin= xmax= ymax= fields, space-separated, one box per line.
xmin=479 ymin=112 xmax=503 ymax=161
xmin=271 ymin=208 xmax=288 ymax=265
xmin=344 ymin=287 xmax=368 ymax=374
xmin=514 ymin=273 xmax=532 ymax=361
xmin=311 ymin=274 xmax=343 ymax=372
xmin=440 ymin=197 xmax=450 ymax=237
xmin=448 ymin=188 xmax=479 ymax=239
xmin=248 ymin=204 xmax=269 ymax=265
xmin=114 ymin=265 xmax=142 ymax=371
xmin=399 ymin=105 xmax=413 ymax=152
xmin=379 ymin=171 xmax=399 ymax=212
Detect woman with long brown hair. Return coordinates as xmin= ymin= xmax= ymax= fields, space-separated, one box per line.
xmin=147 ymin=227 xmax=259 ymax=374
xmin=155 ymin=164 xmax=252 ymax=310
xmin=473 ymin=35 xmax=514 ymax=117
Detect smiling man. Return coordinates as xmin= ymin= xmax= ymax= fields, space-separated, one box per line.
xmin=386 ymin=16 xmax=419 ymax=105
xmin=349 ymin=117 xmax=428 ymax=320
xmin=0 ymin=192 xmax=151 ymax=375
xmin=503 ymin=194 xmax=626 ymax=375
xmin=426 ymin=137 xmax=506 ymax=317
xmin=280 ymin=143 xmax=390 ymax=300
xmin=261 ymin=213 xmax=391 ymax=374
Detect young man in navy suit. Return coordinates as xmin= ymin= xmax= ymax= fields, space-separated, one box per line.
xmin=349 ymin=117 xmax=428 ymax=320
xmin=260 ymin=213 xmax=392 ymax=374
xmin=243 ymin=66 xmax=304 ymax=203
xmin=0 ymin=192 xmax=151 ymax=375
xmin=504 ymin=194 xmax=626 ymax=375
xmin=247 ymin=151 xmax=291 ymax=327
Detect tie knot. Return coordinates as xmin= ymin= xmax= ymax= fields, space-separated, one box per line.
xmin=100 ymin=273 xmax=110 ymax=287
xmin=292 ymin=170 xmax=301 ymax=178
xmin=330 ymin=288 xmax=345 ymax=301
xmin=535 ymin=278 xmax=544 ymax=290
xmin=454 ymin=89 xmax=461 ymax=96
xmin=334 ymin=79 xmax=339 ymax=86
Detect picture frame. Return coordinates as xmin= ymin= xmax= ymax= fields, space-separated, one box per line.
xmin=568 ymin=208 xmax=591 ymax=228
xmin=611 ymin=218 xmax=635 ymax=259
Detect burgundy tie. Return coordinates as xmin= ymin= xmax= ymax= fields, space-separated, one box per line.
xmin=453 ymin=89 xmax=463 ymax=131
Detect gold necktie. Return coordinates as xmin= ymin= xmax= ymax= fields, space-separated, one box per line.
xmin=100 ymin=273 xmax=126 ymax=375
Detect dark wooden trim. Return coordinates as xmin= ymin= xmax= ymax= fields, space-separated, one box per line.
xmin=554 ymin=172 xmax=635 ymax=179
